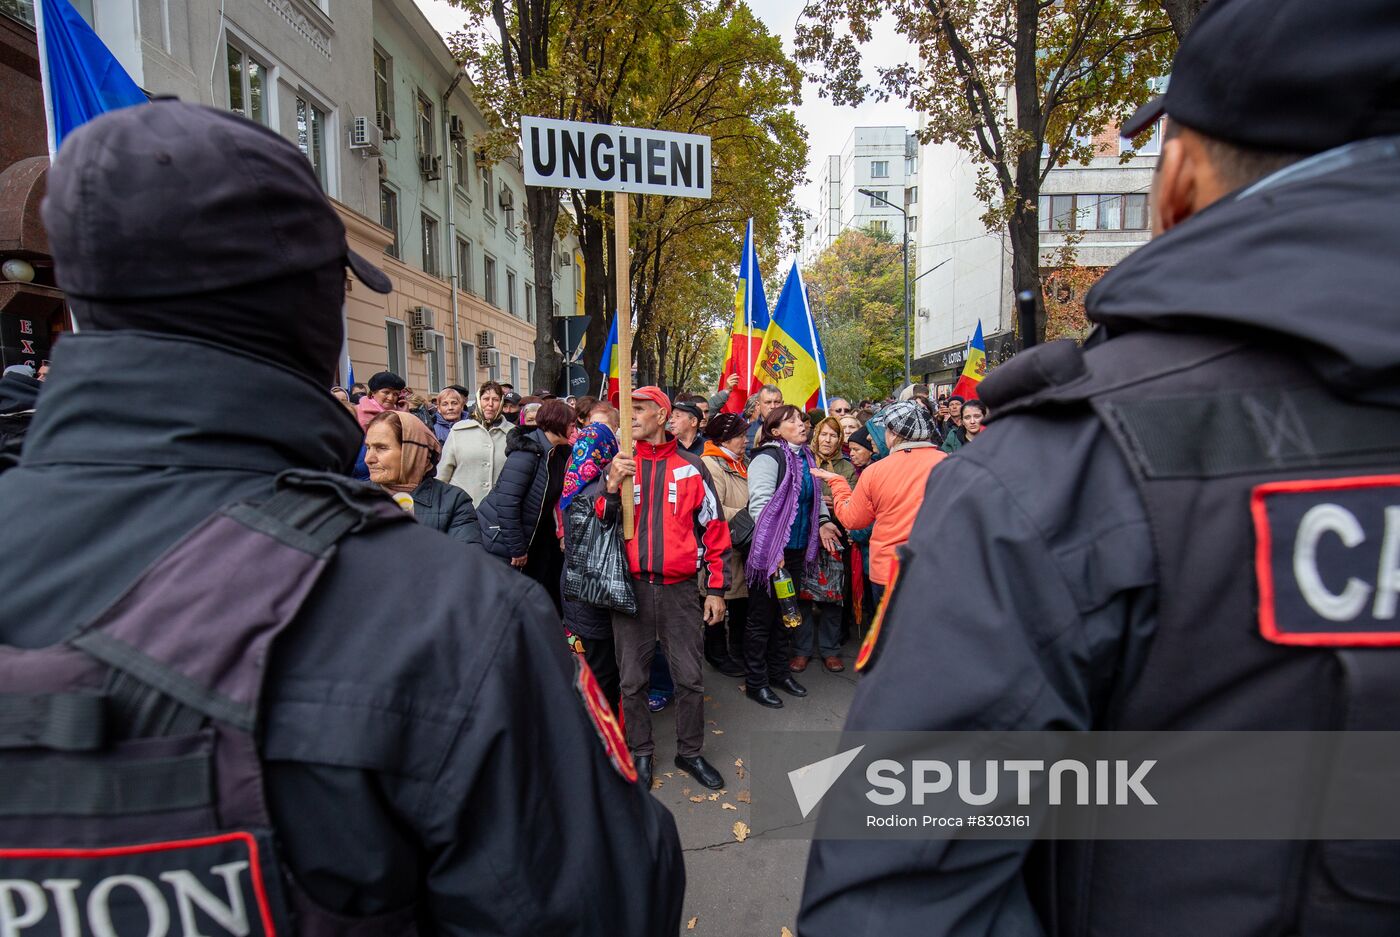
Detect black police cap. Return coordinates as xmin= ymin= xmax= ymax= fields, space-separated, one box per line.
xmin=1123 ymin=0 xmax=1400 ymax=153
xmin=43 ymin=98 xmax=392 ymax=300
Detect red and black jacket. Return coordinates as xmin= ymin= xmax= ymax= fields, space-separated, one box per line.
xmin=596 ymin=436 xmax=731 ymax=595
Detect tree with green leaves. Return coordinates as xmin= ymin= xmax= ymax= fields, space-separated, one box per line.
xmin=796 ymin=0 xmax=1175 ymax=341
xmin=804 ymin=226 xmax=907 ymax=402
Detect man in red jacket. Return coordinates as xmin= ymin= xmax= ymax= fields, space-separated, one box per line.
xmin=602 ymin=386 xmax=731 ymax=791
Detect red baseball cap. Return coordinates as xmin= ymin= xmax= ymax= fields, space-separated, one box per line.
xmin=610 ymin=385 xmax=671 ymax=412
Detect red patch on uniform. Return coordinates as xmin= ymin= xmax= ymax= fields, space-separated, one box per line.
xmin=856 ymin=559 xmax=902 ymax=672
xmin=574 ymin=656 xmax=638 ymax=783
xmin=1253 ymin=474 xmax=1400 ymax=647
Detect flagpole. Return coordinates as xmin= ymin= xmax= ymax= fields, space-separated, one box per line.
xmin=33 ymin=0 xmax=59 ymax=160
xmin=795 ymin=264 xmax=827 ymax=408
xmin=744 ymin=218 xmax=753 ymax=395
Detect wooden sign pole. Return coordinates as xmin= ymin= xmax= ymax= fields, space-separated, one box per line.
xmin=614 ymin=191 xmax=636 ymax=540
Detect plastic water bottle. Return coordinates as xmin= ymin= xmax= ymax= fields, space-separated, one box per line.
xmin=772 ymin=570 xmax=803 ymax=629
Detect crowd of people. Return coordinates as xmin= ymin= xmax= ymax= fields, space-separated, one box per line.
xmin=339 ymin=369 xmax=990 ymax=790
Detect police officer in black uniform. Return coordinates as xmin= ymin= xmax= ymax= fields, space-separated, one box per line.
xmin=799 ymin=0 xmax=1400 ymax=933
xmin=0 ymin=101 xmax=683 ymax=934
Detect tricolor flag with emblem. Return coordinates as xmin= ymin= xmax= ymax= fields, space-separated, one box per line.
xmin=33 ymin=0 xmax=148 ymax=156
xmin=951 ymin=320 xmax=987 ymax=400
xmin=599 ymin=310 xmax=621 ymax=401
xmin=717 ymin=219 xmax=771 ymax=413
xmin=754 ymin=262 xmax=827 ymax=411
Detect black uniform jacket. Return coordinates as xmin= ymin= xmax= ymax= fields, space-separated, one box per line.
xmin=0 ymin=331 xmax=685 ymax=936
xmin=799 ymin=136 xmax=1400 ymax=935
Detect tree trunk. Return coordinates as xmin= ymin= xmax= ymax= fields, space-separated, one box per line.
xmin=576 ymin=190 xmax=612 ymax=386
xmin=1160 ymin=0 xmax=1207 ymax=41
xmin=1010 ymin=0 xmax=1047 ymax=342
xmin=526 ymin=187 xmax=562 ymax=391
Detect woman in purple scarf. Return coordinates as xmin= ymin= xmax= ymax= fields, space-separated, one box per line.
xmin=743 ymin=405 xmax=841 ymax=709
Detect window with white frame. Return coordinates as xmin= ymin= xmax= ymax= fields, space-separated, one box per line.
xmin=868 ymin=189 xmax=889 ymax=208
xmin=506 ymin=269 xmax=518 ymax=317
xmin=453 ymin=135 xmax=468 ymax=189
xmin=905 ymin=186 xmax=918 ymax=205
xmin=460 ymin=341 xmax=476 ymax=386
xmin=415 ymin=92 xmax=434 ymax=157
xmin=488 ymin=353 xmax=501 ymax=382
xmin=456 ymin=238 xmax=472 ymax=293
xmin=527 ymin=361 xmax=535 ymax=392
xmin=1134 ymin=118 xmax=1164 ymax=156
xmin=421 ymin=213 xmax=440 ymax=277
xmin=870 ymin=219 xmax=889 ymax=234
xmin=226 ymin=41 xmax=268 ymax=125
xmin=870 ymin=160 xmax=890 ymax=178
xmin=907 ymin=216 xmax=917 ymax=233
xmin=480 ymin=164 xmax=495 ymax=218
xmin=385 ymin=320 xmax=407 ymax=377
xmin=510 ymin=356 xmax=520 ymax=388
xmin=524 ymin=282 xmax=534 ymax=324
xmin=373 ymin=47 xmax=392 ymax=131
xmin=379 ymin=184 xmax=399 ymax=258
xmin=427 ymin=333 xmax=446 ymax=392
xmin=295 ymin=96 xmax=327 ymax=190
xmin=484 ymin=254 xmax=497 ymax=306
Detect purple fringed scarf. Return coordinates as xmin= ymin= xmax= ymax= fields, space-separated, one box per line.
xmin=746 ymin=440 xmax=822 ymax=591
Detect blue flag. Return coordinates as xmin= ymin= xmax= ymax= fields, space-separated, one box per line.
xmin=755 ymin=263 xmax=828 ymax=410
xmin=36 ymin=0 xmax=147 ymax=153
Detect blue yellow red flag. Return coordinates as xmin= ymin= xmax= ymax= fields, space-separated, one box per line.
xmin=754 ymin=263 xmax=827 ymax=411
xmin=717 ymin=219 xmax=771 ymax=413
xmin=34 ymin=0 xmax=148 ymax=155
xmin=599 ymin=311 xmax=621 ymax=400
xmin=951 ymin=320 xmax=987 ymax=400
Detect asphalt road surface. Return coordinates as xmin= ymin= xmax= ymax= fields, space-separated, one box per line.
xmin=644 ymin=644 xmax=859 ymax=936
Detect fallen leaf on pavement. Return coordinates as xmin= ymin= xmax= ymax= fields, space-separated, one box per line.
xmin=737 ymin=790 xmax=751 ymax=803
xmin=687 ymin=917 xmax=698 ymax=930
xmin=781 ymin=928 xmax=794 ymax=937
xmin=722 ymin=803 xmax=737 ymax=811
xmin=690 ymin=795 xmax=707 ymax=803
xmin=712 ymin=729 xmax=724 ymax=735
xmin=737 ymin=766 xmax=746 ymax=779
xmin=708 ymin=792 xmax=721 ymax=801
xmin=664 ymin=772 xmax=674 ymax=778
xmin=733 ymin=821 xmax=749 ymax=842
xmin=734 ymin=758 xmax=744 ymax=768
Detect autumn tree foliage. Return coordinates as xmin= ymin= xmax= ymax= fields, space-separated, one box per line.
xmin=795 ymin=0 xmax=1175 ymax=341
xmin=803 ymin=227 xmax=907 ymax=402
xmin=446 ymin=0 xmax=806 ymax=388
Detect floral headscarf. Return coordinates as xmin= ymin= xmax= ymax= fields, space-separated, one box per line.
xmin=559 ymin=422 xmax=619 ymax=513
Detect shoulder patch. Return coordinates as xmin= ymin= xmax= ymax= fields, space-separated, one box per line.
xmin=1253 ymin=474 xmax=1400 ymax=646
xmin=856 ymin=554 xmax=905 ymax=672
xmin=573 ymin=656 xmax=638 ymax=783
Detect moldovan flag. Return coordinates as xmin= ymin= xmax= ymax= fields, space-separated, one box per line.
xmin=599 ymin=311 xmax=621 ymax=401
xmin=951 ymin=320 xmax=987 ymax=400
xmin=754 ymin=263 xmax=827 ymax=411
xmin=717 ymin=218 xmax=771 ymax=413
xmin=34 ymin=0 xmax=148 ymax=155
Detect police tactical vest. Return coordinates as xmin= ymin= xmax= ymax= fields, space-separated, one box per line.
xmin=987 ymin=331 xmax=1400 ymax=937
xmin=0 ymin=471 xmax=413 ymax=937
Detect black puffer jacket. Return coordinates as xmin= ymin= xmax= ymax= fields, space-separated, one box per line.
xmin=477 ymin=425 xmax=556 ymax=559
xmin=0 ymin=370 xmax=40 ymax=472
xmin=410 ymin=475 xmax=480 ymax=545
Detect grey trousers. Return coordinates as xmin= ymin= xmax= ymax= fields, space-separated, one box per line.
xmin=613 ymin=580 xmax=706 ymax=758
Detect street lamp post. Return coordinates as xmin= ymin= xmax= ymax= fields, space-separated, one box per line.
xmin=859 ymin=187 xmax=911 ymax=385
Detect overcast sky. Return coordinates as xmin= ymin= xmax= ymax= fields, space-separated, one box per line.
xmin=412 ymin=0 xmax=916 ymax=257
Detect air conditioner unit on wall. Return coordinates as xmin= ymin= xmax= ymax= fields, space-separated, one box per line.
xmin=476 ymin=330 xmax=496 ymax=349
xmin=478 ymin=347 xmax=500 ymax=369
xmin=411 ymin=306 xmax=435 ymax=330
xmin=449 ymin=115 xmax=467 ymax=141
xmin=419 ymin=154 xmax=443 ymax=181
xmin=498 ymin=186 xmax=514 ymax=212
xmin=411 ymin=328 xmax=432 ymax=354
xmin=377 ymin=112 xmax=397 ymax=140
xmin=349 ymin=116 xmax=383 ymax=153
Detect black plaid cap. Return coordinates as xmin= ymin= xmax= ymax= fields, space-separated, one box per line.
xmin=881 ymin=400 xmax=933 ymax=443
xmin=43 ymin=99 xmax=391 ymax=300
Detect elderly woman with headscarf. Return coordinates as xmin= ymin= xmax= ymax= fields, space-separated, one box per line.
xmin=364 ymin=410 xmax=480 ymax=545
xmin=558 ymin=420 xmax=623 ymax=708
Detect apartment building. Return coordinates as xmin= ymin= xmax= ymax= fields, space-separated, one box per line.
xmin=911 ymin=116 xmax=1161 ymax=389
xmin=801 ymin=126 xmax=919 ymax=266
xmin=0 ymin=0 xmax=579 ymax=394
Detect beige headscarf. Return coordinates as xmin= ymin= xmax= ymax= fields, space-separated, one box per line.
xmin=372 ymin=411 xmax=442 ymax=494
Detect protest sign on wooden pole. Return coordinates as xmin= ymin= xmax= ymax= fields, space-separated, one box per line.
xmin=520 ymin=115 xmax=712 ymax=540
xmin=613 ymin=192 xmax=635 ymax=539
